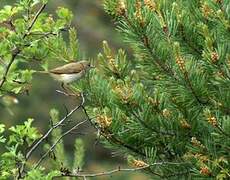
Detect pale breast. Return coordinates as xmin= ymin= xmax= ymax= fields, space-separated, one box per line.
xmin=50 ymin=71 xmax=84 ymax=83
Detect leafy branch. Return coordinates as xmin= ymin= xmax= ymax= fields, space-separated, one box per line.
xmin=0 ymin=3 xmax=47 ymax=89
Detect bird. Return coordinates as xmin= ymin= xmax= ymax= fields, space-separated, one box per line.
xmin=37 ymin=60 xmax=93 ymax=90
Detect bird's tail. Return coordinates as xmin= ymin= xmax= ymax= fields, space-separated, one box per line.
xmin=35 ymin=71 xmax=49 ymax=74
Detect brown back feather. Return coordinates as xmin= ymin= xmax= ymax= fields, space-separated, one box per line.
xmin=49 ymin=61 xmax=89 ymax=74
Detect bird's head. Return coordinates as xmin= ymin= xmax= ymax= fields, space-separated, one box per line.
xmin=79 ymin=60 xmax=95 ymax=71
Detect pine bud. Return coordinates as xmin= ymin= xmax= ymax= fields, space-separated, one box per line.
xmin=199 ymin=155 xmax=209 ymax=163
xmin=191 ymin=137 xmax=205 ymax=149
xmin=207 ymin=116 xmax=217 ymax=127
xmin=113 ymin=85 xmax=133 ymax=103
xmin=200 ymin=166 xmax=211 ymax=176
xmin=117 ymin=0 xmax=126 ymax=16
xmin=162 ymin=108 xmax=171 ymax=118
xmin=107 ymin=55 xmax=116 ymax=66
xmin=148 ymin=97 xmax=159 ymax=106
xmin=134 ymin=1 xmax=145 ymax=26
xmin=180 ymin=119 xmax=191 ymax=129
xmin=194 ymin=153 xmax=209 ymax=163
xmin=96 ymin=115 xmax=112 ymax=128
xmin=144 ymin=0 xmax=156 ymax=12
xmin=211 ymin=51 xmax=219 ymax=63
xmin=176 ymin=56 xmax=186 ymax=72
xmin=201 ymin=3 xmax=213 ymax=18
xmin=132 ymin=159 xmax=148 ymax=168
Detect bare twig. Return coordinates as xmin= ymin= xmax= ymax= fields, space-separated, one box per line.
xmin=26 ymin=93 xmax=85 ymax=160
xmin=17 ymin=93 xmax=85 ymax=179
xmin=34 ymin=119 xmax=87 ymax=168
xmin=53 ymin=161 xmax=190 ymax=179
xmin=53 ymin=165 xmax=151 ymax=179
xmin=27 ymin=31 xmax=57 ymax=37
xmin=0 ymin=3 xmax=47 ymax=89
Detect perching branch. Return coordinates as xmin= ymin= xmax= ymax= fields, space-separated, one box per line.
xmin=0 ymin=3 xmax=47 ymax=89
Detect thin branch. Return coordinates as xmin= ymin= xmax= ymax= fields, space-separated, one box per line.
xmin=53 ymin=165 xmax=152 ymax=179
xmin=27 ymin=31 xmax=57 ymax=37
xmin=26 ymin=93 xmax=85 ymax=160
xmin=17 ymin=93 xmax=85 ymax=179
xmin=34 ymin=119 xmax=87 ymax=168
xmin=53 ymin=161 xmax=190 ymax=179
xmin=23 ymin=3 xmax=47 ymax=38
xmin=0 ymin=48 xmax=20 ymax=88
xmin=0 ymin=3 xmax=47 ymax=89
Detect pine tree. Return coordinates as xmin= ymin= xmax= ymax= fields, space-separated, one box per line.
xmin=80 ymin=0 xmax=230 ymax=179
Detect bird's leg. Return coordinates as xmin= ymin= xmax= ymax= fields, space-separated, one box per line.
xmin=60 ymin=83 xmax=72 ymax=95
xmin=60 ymin=83 xmax=78 ymax=96
xmin=61 ymin=82 xmax=67 ymax=92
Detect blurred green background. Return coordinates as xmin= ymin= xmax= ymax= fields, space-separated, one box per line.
xmin=0 ymin=1 xmax=148 ymax=179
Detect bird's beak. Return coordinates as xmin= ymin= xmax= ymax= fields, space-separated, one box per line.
xmin=90 ymin=65 xmax=96 ymax=68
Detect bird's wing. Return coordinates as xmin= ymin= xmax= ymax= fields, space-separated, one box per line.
xmin=49 ymin=62 xmax=84 ymax=74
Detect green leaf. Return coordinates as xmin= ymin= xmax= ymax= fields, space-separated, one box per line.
xmin=0 ymin=6 xmax=23 ymax=22
xmin=0 ymin=136 xmax=6 ymax=143
xmin=8 ymin=118 xmax=41 ymax=146
xmin=0 ymin=124 xmax=5 ymax=133
xmin=56 ymin=7 xmax=73 ymax=25
xmin=21 ymin=69 xmax=35 ymax=82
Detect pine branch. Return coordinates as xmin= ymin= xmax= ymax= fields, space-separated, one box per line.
xmin=178 ymin=24 xmax=202 ymax=57
xmin=122 ymin=14 xmax=178 ymax=82
xmin=81 ymin=106 xmax=146 ymax=157
xmin=131 ymin=111 xmax=175 ymax=136
xmin=183 ymin=71 xmax=206 ymax=105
